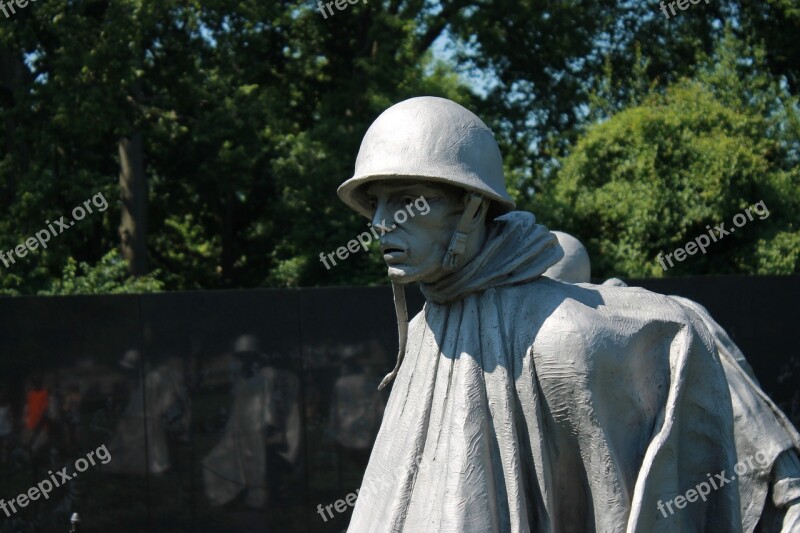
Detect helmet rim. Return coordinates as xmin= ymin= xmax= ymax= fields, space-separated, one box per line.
xmin=337 ymin=172 xmax=515 ymax=219
xmin=338 ymin=96 xmax=516 ymax=218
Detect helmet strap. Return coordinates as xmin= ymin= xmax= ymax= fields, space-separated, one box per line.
xmin=442 ymin=193 xmax=484 ymax=272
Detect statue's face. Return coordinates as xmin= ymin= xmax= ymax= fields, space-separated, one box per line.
xmin=365 ymin=181 xmax=464 ymax=284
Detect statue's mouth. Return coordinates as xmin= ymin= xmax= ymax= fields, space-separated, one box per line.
xmin=381 ymin=245 xmax=407 ymax=262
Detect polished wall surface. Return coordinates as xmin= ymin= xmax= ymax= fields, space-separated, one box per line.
xmin=0 ymin=276 xmax=796 ymax=532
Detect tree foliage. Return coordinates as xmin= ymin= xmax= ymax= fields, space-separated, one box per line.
xmin=448 ymin=0 xmax=800 ymax=203
xmin=39 ymin=249 xmax=163 ymax=295
xmin=1 ymin=2 xmax=799 ymax=293
xmin=535 ymin=33 xmax=800 ymax=278
xmin=0 ymin=0 xmax=468 ymax=293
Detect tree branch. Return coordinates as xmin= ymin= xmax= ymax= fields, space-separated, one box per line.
xmin=414 ymin=0 xmax=475 ymax=56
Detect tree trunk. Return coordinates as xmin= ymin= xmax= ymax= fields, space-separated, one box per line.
xmin=118 ymin=133 xmax=148 ymax=275
xmin=0 ymin=48 xmax=32 ymax=206
xmin=220 ymin=189 xmax=235 ymax=283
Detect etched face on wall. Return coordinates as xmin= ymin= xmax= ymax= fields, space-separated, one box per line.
xmin=364 ymin=180 xmax=465 ymax=284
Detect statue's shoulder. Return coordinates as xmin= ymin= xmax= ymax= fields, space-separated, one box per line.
xmin=505 ymin=276 xmax=699 ymax=342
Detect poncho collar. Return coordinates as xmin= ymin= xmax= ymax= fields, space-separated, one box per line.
xmin=378 ymin=211 xmax=563 ymax=390
xmin=420 ymin=211 xmax=564 ymax=304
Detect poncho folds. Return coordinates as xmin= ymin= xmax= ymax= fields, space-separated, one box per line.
xmin=348 ymin=211 xmax=742 ymax=533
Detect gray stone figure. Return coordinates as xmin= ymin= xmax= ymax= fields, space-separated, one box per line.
xmin=202 ymin=335 xmax=301 ymax=508
xmin=545 ymin=230 xmax=800 ymax=532
xmin=337 ymin=96 xmax=742 ymax=532
xmin=106 ymin=350 xmax=189 ymax=475
xmin=541 ymin=230 xmax=590 ymax=284
xmin=328 ymin=348 xmax=385 ymax=452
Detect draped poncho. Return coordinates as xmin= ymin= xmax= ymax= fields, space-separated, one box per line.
xmin=348 ymin=211 xmax=741 ymax=532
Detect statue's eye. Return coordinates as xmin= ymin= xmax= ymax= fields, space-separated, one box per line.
xmin=366 ymin=196 xmax=378 ymax=209
xmin=402 ymin=196 xmax=415 ymax=206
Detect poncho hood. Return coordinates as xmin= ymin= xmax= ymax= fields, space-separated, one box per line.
xmin=420 ymin=211 xmax=564 ymax=304
xmin=379 ymin=211 xmax=563 ymax=389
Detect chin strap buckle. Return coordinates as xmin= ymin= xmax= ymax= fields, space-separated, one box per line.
xmin=442 ymin=193 xmax=484 ymax=271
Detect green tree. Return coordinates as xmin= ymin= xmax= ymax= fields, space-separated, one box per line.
xmin=39 ymin=249 xmax=163 ymax=295
xmin=0 ymin=0 xmax=469 ymax=293
xmin=535 ymin=35 xmax=800 ymax=278
xmin=446 ymin=0 xmax=800 ymax=208
xmin=3 ymin=1 xmax=799 ymax=293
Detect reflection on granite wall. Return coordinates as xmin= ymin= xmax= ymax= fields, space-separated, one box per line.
xmin=0 ymin=277 xmax=796 ymax=532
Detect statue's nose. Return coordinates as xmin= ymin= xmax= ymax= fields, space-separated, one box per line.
xmin=371 ymin=202 xmax=393 ymax=232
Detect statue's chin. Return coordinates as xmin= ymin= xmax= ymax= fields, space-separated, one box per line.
xmin=387 ymin=266 xmax=414 ymax=283
xmin=387 ymin=264 xmax=447 ymax=285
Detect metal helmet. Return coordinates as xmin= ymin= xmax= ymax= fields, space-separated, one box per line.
xmin=337 ymin=96 xmax=516 ymax=218
xmin=543 ymin=231 xmax=591 ymax=284
xmin=233 ymin=334 xmax=263 ymax=356
xmin=119 ymin=349 xmax=141 ymax=369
